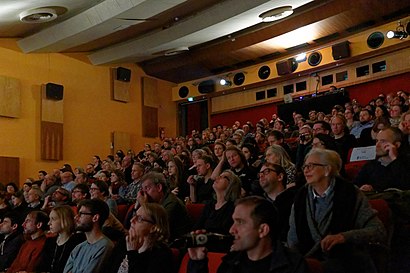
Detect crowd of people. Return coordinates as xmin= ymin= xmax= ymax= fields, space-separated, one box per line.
xmin=0 ymin=90 xmax=409 ymax=272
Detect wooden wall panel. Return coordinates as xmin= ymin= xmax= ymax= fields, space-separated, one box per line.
xmin=41 ymin=121 xmax=63 ymax=161
xmin=142 ymin=77 xmax=159 ymax=107
xmin=112 ymin=69 xmax=130 ymax=102
xmin=142 ymin=106 xmax=158 ymax=138
xmin=0 ymin=156 xmax=19 ymax=185
xmin=41 ymin=84 xmax=63 ymax=123
xmin=112 ymin=131 xmax=131 ymax=154
xmin=0 ymin=76 xmax=20 ymax=118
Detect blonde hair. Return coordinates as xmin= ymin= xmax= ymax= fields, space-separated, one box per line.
xmin=141 ymin=203 xmax=170 ymax=244
xmin=221 ymin=170 xmax=241 ymax=202
xmin=51 ymin=205 xmax=76 ymax=234
xmin=265 ymin=144 xmax=294 ymax=169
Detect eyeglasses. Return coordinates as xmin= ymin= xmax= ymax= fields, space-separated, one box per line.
xmin=302 ymin=163 xmax=327 ymax=171
xmin=142 ymin=184 xmax=154 ymax=191
xmin=78 ymin=212 xmax=94 ymax=217
xmin=258 ymin=168 xmax=277 ymax=178
xmin=89 ymin=187 xmax=99 ymax=191
xmin=134 ymin=215 xmax=154 ymax=224
xmin=72 ymin=190 xmax=83 ymax=194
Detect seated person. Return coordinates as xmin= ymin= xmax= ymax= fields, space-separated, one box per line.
xmin=7 ymin=210 xmax=49 ymax=273
xmin=0 ymin=212 xmax=24 ymax=271
xmin=188 ymin=196 xmax=306 ymax=273
xmin=188 ymin=155 xmax=215 ymax=203
xmin=108 ymin=203 xmax=173 ymax=273
xmin=288 ymin=149 xmax=386 ymax=273
xmin=353 ymin=127 xmax=410 ymax=191
xmin=37 ymin=205 xmax=85 ymax=273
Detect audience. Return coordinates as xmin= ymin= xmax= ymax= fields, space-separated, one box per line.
xmin=0 ymin=212 xmax=24 ymax=272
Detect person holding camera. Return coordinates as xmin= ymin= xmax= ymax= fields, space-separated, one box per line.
xmin=187 ymin=196 xmax=306 ymax=273
xmin=295 ymin=125 xmax=313 ymax=171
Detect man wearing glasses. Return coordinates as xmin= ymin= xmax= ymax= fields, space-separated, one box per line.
xmin=64 ymin=199 xmax=114 ymax=273
xmin=258 ymin=163 xmax=296 ymax=242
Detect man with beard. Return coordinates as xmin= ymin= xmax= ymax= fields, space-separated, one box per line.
xmin=0 ymin=212 xmax=24 ymax=271
xmin=64 ymin=199 xmax=114 ymax=273
xmin=351 ymin=109 xmax=374 ymax=139
xmin=187 ymin=196 xmax=306 ymax=273
xmin=353 ymin=127 xmax=410 ymax=191
xmin=6 ymin=211 xmax=49 ymax=273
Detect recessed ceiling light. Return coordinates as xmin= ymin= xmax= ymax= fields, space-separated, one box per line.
xmin=259 ymin=6 xmax=293 ymax=23
xmin=20 ymin=8 xmax=58 ymax=24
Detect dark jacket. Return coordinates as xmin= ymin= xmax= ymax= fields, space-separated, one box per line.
xmin=188 ymin=241 xmax=306 ymax=273
xmin=0 ymin=231 xmax=24 ymax=271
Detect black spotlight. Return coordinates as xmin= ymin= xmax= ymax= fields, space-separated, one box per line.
xmin=386 ymin=21 xmax=409 ymax=40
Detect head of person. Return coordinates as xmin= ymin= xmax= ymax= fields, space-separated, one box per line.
xmin=76 ymin=199 xmax=110 ymax=230
xmin=110 ymin=169 xmax=125 ymax=184
xmin=264 ymin=144 xmax=293 ymax=168
xmin=267 ymin=130 xmax=285 ymax=146
xmin=60 ymin=172 xmax=73 ymax=185
xmin=302 ymin=148 xmax=342 ymax=186
xmin=141 ymin=172 xmax=168 ymax=203
xmin=312 ymin=134 xmax=337 ymax=151
xmin=229 ymin=196 xmax=279 ymax=252
xmin=359 ymin=109 xmax=374 ymax=124
xmin=375 ymin=105 xmax=390 ymax=119
xmin=75 ymin=172 xmax=88 ymax=184
xmin=27 ymin=188 xmax=43 ymax=204
xmin=94 ymin=170 xmax=110 ymax=182
xmin=258 ymin=163 xmax=287 ymax=193
xmin=23 ymin=181 xmax=32 ymax=192
xmin=192 ymin=149 xmax=206 ymax=164
xmin=312 ymin=121 xmax=331 ymax=136
xmin=274 ymin=119 xmax=285 ymax=131
xmin=52 ymin=187 xmax=71 ymax=202
xmin=195 ymin=155 xmax=213 ymax=176
xmin=130 ymin=203 xmax=170 ymax=245
xmin=90 ymin=181 xmax=109 ymax=200
xmin=23 ymin=210 xmax=50 ymax=235
xmin=213 ymin=170 xmax=241 ymax=202
xmin=375 ymin=127 xmax=403 ymax=158
xmin=11 ymin=191 xmax=25 ymax=207
xmin=131 ymin=162 xmax=145 ymax=181
xmin=331 ymin=114 xmax=347 ymax=137
xmin=6 ymin=183 xmax=18 ymax=194
xmin=38 ymin=170 xmax=47 ymax=180
xmin=0 ymin=212 xmax=23 ymax=235
xmin=241 ymin=143 xmax=257 ymax=162
xmin=72 ymin=184 xmax=90 ymax=203
xmin=48 ymin=205 xmax=75 ymax=235
xmin=400 ymin=111 xmax=410 ymax=135
xmin=214 ymin=141 xmax=226 ymax=158
xmin=298 ymin=125 xmax=313 ymax=144
xmin=390 ymin=105 xmax=402 ymax=119
xmin=224 ymin=146 xmax=247 ymax=170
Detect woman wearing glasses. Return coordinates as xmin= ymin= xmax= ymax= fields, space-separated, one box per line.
xmin=287 ymin=148 xmax=385 ymax=273
xmin=109 ymin=203 xmax=173 ymax=273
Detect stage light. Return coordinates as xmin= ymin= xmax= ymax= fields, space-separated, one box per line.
xmin=219 ymin=78 xmax=232 ymax=86
xmin=187 ymin=97 xmax=194 ymax=102
xmin=386 ymin=21 xmax=408 ymax=40
xmin=295 ymin=53 xmax=307 ymax=62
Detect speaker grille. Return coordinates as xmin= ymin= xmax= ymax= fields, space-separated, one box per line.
xmin=308 ymin=52 xmax=322 ymax=66
xmin=198 ymin=80 xmax=215 ymax=94
xmin=258 ymin=66 xmax=271 ymax=80
xmin=117 ymin=67 xmax=131 ymax=82
xmin=45 ymin=83 xmax=63 ymax=100
xmin=233 ymin=72 xmax=245 ymax=86
xmin=367 ymin=32 xmax=384 ymax=49
xmin=178 ymin=86 xmax=189 ymax=98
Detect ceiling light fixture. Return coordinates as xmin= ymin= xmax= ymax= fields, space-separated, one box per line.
xmin=386 ymin=21 xmax=408 ymax=40
xmin=20 ymin=8 xmax=58 ymax=24
xmin=164 ymin=46 xmax=189 ymax=56
xmin=259 ymin=6 xmax=293 ymax=23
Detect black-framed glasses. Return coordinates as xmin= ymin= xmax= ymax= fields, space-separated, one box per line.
xmin=135 ymin=215 xmax=154 ymax=224
xmin=302 ymin=163 xmax=327 ymax=171
xmin=258 ymin=168 xmax=277 ymax=178
xmin=78 ymin=212 xmax=94 ymax=217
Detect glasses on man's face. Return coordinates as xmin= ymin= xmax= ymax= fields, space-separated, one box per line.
xmin=257 ymin=168 xmax=277 ymax=178
xmin=302 ymin=163 xmax=327 ymax=171
xmin=134 ymin=215 xmax=154 ymax=224
xmin=89 ymin=187 xmax=99 ymax=192
xmin=142 ymin=184 xmax=154 ymax=192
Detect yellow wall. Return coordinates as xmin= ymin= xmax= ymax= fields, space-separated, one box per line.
xmin=0 ymin=39 xmax=176 ymax=184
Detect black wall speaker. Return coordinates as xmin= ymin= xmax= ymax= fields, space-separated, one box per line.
xmin=233 ymin=72 xmax=245 ymax=86
xmin=198 ymin=79 xmax=215 ymax=94
xmin=178 ymin=86 xmax=189 ymax=98
xmin=276 ymin=58 xmax=298 ymax=76
xmin=258 ymin=66 xmax=271 ymax=80
xmin=116 ymin=67 xmax=131 ymax=82
xmin=45 ymin=83 xmax=64 ymax=101
xmin=308 ymin=52 xmax=322 ymax=66
xmin=332 ymin=41 xmax=350 ymax=60
xmin=367 ymin=32 xmax=384 ymax=49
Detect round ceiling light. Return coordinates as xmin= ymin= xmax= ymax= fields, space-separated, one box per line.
xmin=20 ymin=8 xmax=58 ymax=24
xmin=259 ymin=6 xmax=293 ymax=23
